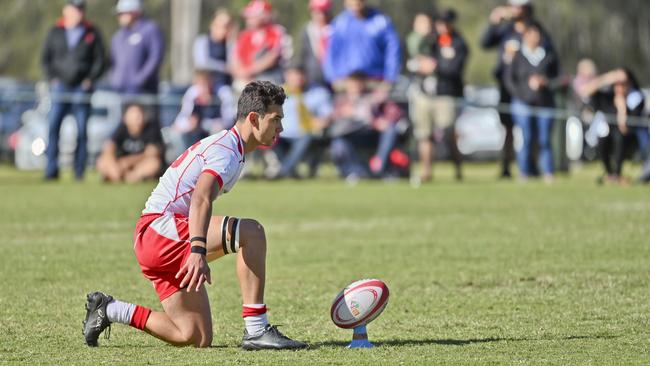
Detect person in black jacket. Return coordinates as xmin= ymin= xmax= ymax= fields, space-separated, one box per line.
xmin=578 ymin=69 xmax=648 ymax=185
xmin=409 ymin=9 xmax=468 ymax=182
xmin=42 ymin=0 xmax=106 ymax=180
xmin=481 ymin=0 xmax=554 ymax=178
xmin=505 ymin=23 xmax=559 ymax=182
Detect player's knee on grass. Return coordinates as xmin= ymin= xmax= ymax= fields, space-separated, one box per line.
xmin=195 ymin=333 xmax=213 ymax=348
xmin=178 ymin=331 xmax=212 ymax=348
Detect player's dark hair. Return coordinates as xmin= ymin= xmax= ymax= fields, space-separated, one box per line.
xmin=236 ymin=81 xmax=286 ymax=121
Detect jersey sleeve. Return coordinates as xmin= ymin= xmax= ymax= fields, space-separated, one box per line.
xmin=201 ymin=148 xmax=232 ymax=191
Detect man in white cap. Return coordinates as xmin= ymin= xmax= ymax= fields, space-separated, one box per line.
xmin=110 ymin=0 xmax=164 ymax=96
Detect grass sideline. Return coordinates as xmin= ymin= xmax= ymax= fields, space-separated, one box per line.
xmin=0 ymin=163 xmax=649 ymax=365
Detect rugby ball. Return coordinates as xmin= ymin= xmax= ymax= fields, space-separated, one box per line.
xmin=330 ymin=279 xmax=389 ymax=329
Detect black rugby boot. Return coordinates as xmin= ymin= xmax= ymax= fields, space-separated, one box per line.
xmin=82 ymin=291 xmax=113 ymax=347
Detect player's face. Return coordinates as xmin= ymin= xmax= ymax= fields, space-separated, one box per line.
xmin=254 ymin=104 xmax=284 ymax=146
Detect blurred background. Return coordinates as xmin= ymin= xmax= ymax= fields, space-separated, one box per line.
xmin=1 ymin=0 xmax=649 ymax=186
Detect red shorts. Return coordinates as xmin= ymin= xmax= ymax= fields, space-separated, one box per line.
xmin=134 ymin=213 xmax=191 ymax=301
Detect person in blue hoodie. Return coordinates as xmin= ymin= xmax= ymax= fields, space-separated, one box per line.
xmin=323 ymin=0 xmax=401 ymax=88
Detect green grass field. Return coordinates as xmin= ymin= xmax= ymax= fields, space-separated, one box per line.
xmin=1 ymin=164 xmax=649 ymax=365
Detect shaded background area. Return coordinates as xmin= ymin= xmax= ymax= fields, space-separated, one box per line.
xmin=1 ymin=0 xmax=650 ymax=84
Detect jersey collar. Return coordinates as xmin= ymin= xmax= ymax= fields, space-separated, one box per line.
xmin=230 ymin=126 xmax=244 ymax=158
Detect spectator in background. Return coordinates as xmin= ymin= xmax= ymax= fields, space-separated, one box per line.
xmin=96 ymin=103 xmax=163 ymax=183
xmin=570 ymin=59 xmax=598 ymax=126
xmin=110 ymin=0 xmax=164 ymax=96
xmin=231 ymin=0 xmax=291 ymax=88
xmin=572 ymin=59 xmax=598 ymax=96
xmin=481 ymin=0 xmax=554 ymax=179
xmin=268 ymin=64 xmax=332 ymax=179
xmin=172 ymin=70 xmax=236 ymax=150
xmin=578 ymin=69 xmax=649 ymax=185
xmin=329 ymin=71 xmax=404 ymax=180
xmin=41 ymin=0 xmax=106 ymax=181
xmin=193 ymin=8 xmax=236 ymax=89
xmin=409 ymin=9 xmax=468 ymax=182
xmin=324 ymin=0 xmax=401 ymax=90
xmin=406 ymin=13 xmax=434 ymax=61
xmin=505 ymin=23 xmax=559 ymax=183
xmin=297 ymin=0 xmax=333 ymax=88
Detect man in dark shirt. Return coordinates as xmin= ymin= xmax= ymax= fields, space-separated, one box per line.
xmin=96 ymin=104 xmax=163 ymax=183
xmin=41 ymin=0 xmax=106 ymax=180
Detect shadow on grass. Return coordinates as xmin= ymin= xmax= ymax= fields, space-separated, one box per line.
xmin=98 ymin=334 xmax=620 ymax=350
xmin=313 ymin=334 xmax=619 ymax=348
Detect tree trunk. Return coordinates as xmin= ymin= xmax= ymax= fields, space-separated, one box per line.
xmin=170 ymin=0 xmax=201 ymax=85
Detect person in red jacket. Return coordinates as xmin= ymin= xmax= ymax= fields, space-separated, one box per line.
xmin=231 ymin=0 xmax=291 ymax=89
xmin=41 ymin=0 xmax=106 ymax=181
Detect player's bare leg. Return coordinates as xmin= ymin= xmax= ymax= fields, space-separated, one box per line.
xmin=83 ymin=215 xmax=305 ymax=349
xmin=206 ymin=215 xmax=306 ymax=350
xmin=153 ymin=287 xmax=213 ymax=346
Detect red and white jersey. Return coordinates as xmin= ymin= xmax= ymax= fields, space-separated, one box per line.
xmin=143 ymin=127 xmax=246 ymax=216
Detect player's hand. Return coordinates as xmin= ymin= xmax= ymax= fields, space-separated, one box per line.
xmin=176 ymin=252 xmax=212 ymax=292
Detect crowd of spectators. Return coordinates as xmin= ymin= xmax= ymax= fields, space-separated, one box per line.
xmin=37 ymin=0 xmax=650 ymax=186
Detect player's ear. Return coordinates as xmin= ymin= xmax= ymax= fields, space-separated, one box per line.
xmin=247 ymin=112 xmax=260 ymax=129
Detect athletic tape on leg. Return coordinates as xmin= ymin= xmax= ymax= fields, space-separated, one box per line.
xmin=234 ymin=219 xmax=241 ymax=252
xmin=229 ymin=218 xmax=240 ymax=253
xmin=221 ymin=216 xmax=230 ymax=254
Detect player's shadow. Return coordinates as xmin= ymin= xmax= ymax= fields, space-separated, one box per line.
xmin=313 ymin=334 xmax=618 ymax=348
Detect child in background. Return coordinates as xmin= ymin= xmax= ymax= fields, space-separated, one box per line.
xmin=329 ymin=71 xmax=407 ymax=180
